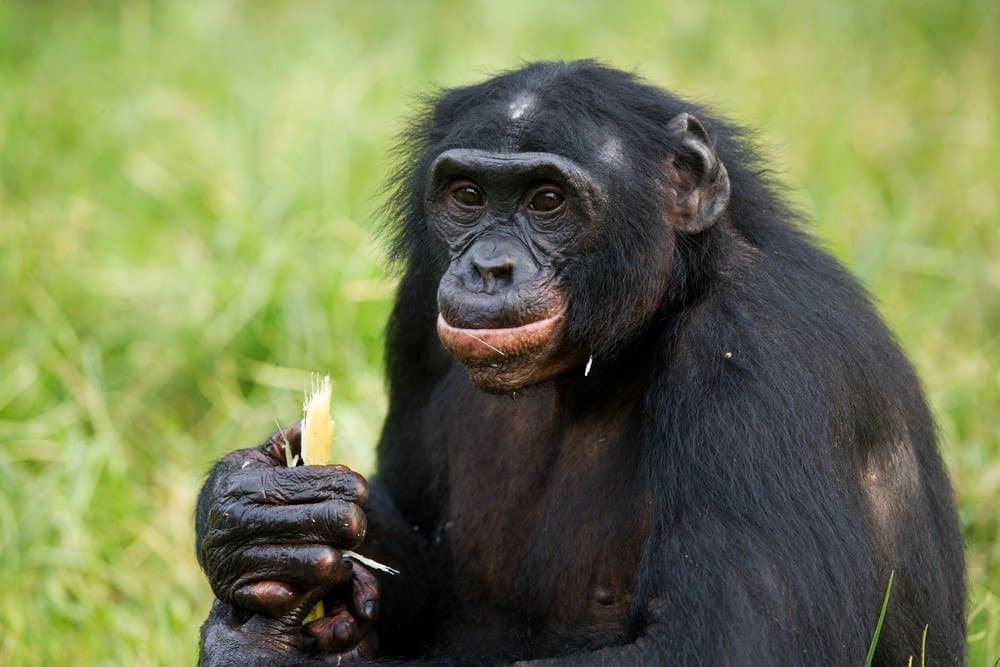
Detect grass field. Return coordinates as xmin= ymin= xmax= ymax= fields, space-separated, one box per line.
xmin=0 ymin=1 xmax=996 ymax=664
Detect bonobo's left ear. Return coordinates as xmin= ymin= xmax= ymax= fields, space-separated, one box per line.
xmin=664 ymin=112 xmax=731 ymax=233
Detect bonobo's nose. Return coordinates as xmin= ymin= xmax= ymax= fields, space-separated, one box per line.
xmin=471 ymin=249 xmax=516 ymax=294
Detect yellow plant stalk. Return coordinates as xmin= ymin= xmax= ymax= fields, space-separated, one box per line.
xmin=302 ymin=375 xmax=335 ymax=467
xmin=295 ymin=376 xmax=400 ymax=625
xmin=294 ymin=375 xmax=401 ymax=626
xmin=300 ymin=375 xmax=334 ymax=623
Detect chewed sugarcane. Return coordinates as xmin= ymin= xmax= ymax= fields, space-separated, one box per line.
xmin=301 ymin=375 xmax=335 ymax=467
xmin=295 ymin=375 xmax=399 ymax=625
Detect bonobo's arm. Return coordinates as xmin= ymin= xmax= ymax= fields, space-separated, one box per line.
xmin=195 ymin=424 xmax=437 ymax=665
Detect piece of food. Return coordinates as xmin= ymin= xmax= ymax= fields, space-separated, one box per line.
xmin=299 ymin=375 xmax=335 ymax=623
xmin=302 ymin=375 xmax=335 ymax=466
xmin=295 ymin=375 xmax=399 ymax=625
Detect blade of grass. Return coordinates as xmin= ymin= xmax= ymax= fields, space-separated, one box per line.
xmin=865 ymin=570 xmax=895 ymax=667
xmin=920 ymin=623 xmax=927 ymax=667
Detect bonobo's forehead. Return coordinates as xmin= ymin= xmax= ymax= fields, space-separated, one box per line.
xmin=434 ymin=86 xmax=625 ymax=173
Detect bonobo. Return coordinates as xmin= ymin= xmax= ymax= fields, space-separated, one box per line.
xmin=196 ymin=61 xmax=965 ymax=665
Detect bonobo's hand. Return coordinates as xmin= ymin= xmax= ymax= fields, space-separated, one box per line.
xmin=200 ymin=562 xmax=381 ymax=665
xmin=199 ymin=424 xmax=380 ymax=663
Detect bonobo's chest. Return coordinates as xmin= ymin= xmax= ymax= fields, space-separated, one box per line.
xmin=425 ymin=368 xmax=651 ymax=655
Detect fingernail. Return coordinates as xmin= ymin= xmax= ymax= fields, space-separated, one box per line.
xmin=363 ymin=600 xmax=376 ymax=618
xmin=334 ymin=620 xmax=351 ymax=641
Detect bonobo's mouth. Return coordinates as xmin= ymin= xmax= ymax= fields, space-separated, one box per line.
xmin=436 ymin=310 xmax=565 ymax=362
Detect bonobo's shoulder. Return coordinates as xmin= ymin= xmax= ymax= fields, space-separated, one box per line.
xmin=730 ymin=218 xmax=877 ymax=318
xmin=673 ymin=223 xmax=896 ymax=372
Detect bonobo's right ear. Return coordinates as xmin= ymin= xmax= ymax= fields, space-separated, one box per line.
xmin=664 ymin=112 xmax=731 ymax=233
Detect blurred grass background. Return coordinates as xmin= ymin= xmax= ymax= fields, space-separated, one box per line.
xmin=0 ymin=1 xmax=996 ymax=664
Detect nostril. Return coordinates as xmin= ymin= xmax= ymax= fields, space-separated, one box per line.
xmin=473 ymin=258 xmax=515 ymax=293
xmin=485 ymin=262 xmax=513 ymax=280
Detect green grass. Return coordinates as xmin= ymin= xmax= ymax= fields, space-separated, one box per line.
xmin=0 ymin=1 xmax=996 ymax=664
xmin=866 ymin=571 xmax=895 ymax=667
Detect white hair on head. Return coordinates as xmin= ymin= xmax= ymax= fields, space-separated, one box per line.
xmin=508 ymin=92 xmax=536 ymax=121
xmin=599 ymin=135 xmax=625 ymax=167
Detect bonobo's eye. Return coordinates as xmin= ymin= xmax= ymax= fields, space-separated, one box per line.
xmin=527 ymin=185 xmax=566 ymax=215
xmin=448 ymin=180 xmax=485 ymax=209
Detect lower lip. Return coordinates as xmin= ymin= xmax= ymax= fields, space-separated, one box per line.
xmin=436 ymin=311 xmax=564 ymax=361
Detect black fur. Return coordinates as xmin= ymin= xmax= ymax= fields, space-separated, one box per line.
xmin=197 ymin=60 xmax=965 ymax=665
xmin=373 ymin=61 xmax=965 ymax=664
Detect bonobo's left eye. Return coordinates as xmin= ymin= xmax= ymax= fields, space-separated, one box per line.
xmin=527 ymin=185 xmax=566 ymax=215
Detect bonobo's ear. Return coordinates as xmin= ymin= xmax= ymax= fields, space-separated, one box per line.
xmin=664 ymin=112 xmax=731 ymax=233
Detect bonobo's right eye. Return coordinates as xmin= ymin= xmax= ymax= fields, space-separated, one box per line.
xmin=448 ymin=180 xmax=485 ymax=209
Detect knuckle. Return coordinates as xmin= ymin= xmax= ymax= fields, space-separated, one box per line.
xmin=330 ymin=468 xmax=369 ymax=504
xmin=218 ymin=474 xmax=244 ymax=500
xmin=268 ymin=470 xmax=302 ymax=504
xmin=223 ymin=467 xmax=268 ymax=501
xmin=207 ymin=497 xmax=240 ymax=529
xmin=346 ymin=505 xmax=367 ymax=544
xmin=353 ymin=475 xmax=370 ymax=507
xmin=320 ymin=502 xmax=366 ymax=547
xmin=310 ymin=546 xmax=340 ymax=576
xmin=283 ymin=466 xmax=328 ymax=494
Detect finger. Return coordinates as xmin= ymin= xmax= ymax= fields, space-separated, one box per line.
xmin=230 ymin=465 xmax=369 ymax=506
xmin=262 ymin=422 xmax=303 ymax=464
xmin=266 ymin=466 xmax=369 ymax=507
xmin=231 ymin=500 xmax=367 ymax=548
xmin=233 ymin=580 xmax=303 ymax=618
xmin=304 ymin=605 xmax=367 ymax=653
xmin=347 ymin=562 xmax=381 ymax=622
xmin=320 ymin=632 xmax=379 ymax=664
xmin=231 ymin=544 xmax=353 ymax=594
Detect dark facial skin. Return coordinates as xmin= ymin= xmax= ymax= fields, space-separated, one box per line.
xmin=427 ymin=149 xmax=599 ymax=392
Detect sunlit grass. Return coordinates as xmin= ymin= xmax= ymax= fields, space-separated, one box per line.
xmin=0 ymin=1 xmax=996 ymax=664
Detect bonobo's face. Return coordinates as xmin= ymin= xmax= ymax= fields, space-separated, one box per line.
xmin=426 ymin=149 xmax=597 ymax=392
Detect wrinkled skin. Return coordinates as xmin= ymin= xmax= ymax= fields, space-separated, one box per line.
xmin=427 ymin=149 xmax=599 ymax=392
xmin=197 ymin=424 xmax=380 ymax=665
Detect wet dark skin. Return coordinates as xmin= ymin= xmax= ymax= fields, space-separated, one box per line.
xmin=197 ymin=423 xmax=382 ymax=663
